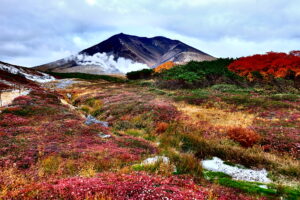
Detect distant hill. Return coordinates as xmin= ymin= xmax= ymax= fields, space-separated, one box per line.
xmin=0 ymin=61 xmax=55 ymax=90
xmin=35 ymin=33 xmax=215 ymax=74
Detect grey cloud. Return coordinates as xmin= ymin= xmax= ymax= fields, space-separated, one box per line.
xmin=0 ymin=0 xmax=299 ymax=66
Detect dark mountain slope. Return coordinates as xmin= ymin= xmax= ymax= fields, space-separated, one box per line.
xmin=35 ymin=33 xmax=215 ymax=74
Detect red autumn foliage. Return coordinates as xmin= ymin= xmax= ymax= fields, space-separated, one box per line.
xmin=12 ymin=173 xmax=208 ymax=200
xmin=0 ymin=113 xmax=30 ymax=126
xmin=155 ymin=122 xmax=169 ymax=133
xmin=227 ymin=127 xmax=261 ymax=147
xmin=0 ymin=82 xmax=11 ymax=90
xmin=228 ymin=51 xmax=300 ymax=80
xmin=147 ymin=100 xmax=180 ymax=122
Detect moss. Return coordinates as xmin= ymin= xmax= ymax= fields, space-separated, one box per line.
xmin=218 ymin=178 xmax=277 ymax=196
xmin=222 ymin=95 xmax=292 ymax=108
xmin=269 ymin=94 xmax=299 ymax=101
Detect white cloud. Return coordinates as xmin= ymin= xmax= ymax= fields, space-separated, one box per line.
xmin=85 ymin=0 xmax=96 ymax=6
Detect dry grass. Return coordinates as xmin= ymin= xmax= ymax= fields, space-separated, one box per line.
xmin=176 ymin=103 xmax=255 ymax=128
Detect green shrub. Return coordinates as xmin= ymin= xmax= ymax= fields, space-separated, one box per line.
xmin=269 ymin=94 xmax=299 ymax=101
xmin=159 ymin=58 xmax=242 ymax=87
xmin=211 ymin=84 xmax=253 ymax=94
xmin=126 ymin=69 xmax=154 ymax=80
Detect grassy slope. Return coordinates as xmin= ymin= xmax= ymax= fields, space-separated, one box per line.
xmin=61 ymin=79 xmax=299 ymax=199
xmin=1 ymin=76 xmax=299 ymax=199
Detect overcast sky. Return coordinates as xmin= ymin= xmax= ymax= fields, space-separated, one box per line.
xmin=0 ymin=0 xmax=299 ymax=67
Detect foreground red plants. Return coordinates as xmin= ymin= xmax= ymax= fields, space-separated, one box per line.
xmin=11 ymin=173 xmax=208 ymax=200
xmin=9 ymin=172 xmax=259 ymax=200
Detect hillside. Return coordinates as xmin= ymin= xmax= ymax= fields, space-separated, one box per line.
xmin=1 ymin=54 xmax=300 ymax=199
xmin=34 ymin=33 xmax=215 ymax=74
xmin=0 ymin=61 xmax=55 ymax=90
xmin=0 ymin=61 xmax=55 ymax=106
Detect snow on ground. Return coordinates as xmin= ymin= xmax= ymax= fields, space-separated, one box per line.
xmin=201 ymin=157 xmax=271 ymax=183
xmin=0 ymin=63 xmax=55 ymax=83
xmin=0 ymin=89 xmax=31 ymax=107
xmin=97 ymin=133 xmax=111 ymax=139
xmin=0 ymin=79 xmax=14 ymax=87
xmin=142 ymin=156 xmax=170 ymax=165
xmin=55 ymin=79 xmax=78 ymax=89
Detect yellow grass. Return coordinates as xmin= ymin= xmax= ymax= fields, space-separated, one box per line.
xmin=176 ymin=103 xmax=255 ymax=128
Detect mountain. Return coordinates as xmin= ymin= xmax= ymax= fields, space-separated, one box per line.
xmin=0 ymin=61 xmax=55 ymax=90
xmin=35 ymin=33 xmax=215 ymax=74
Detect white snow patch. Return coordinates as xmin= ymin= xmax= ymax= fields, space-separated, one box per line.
xmin=98 ymin=133 xmax=111 ymax=139
xmin=0 ymin=79 xmax=14 ymax=87
xmin=0 ymin=63 xmax=55 ymax=83
xmin=142 ymin=156 xmax=170 ymax=165
xmin=65 ymin=53 xmax=149 ymax=74
xmin=55 ymin=79 xmax=78 ymax=89
xmin=201 ymin=157 xmax=271 ymax=183
xmin=259 ymin=185 xmax=268 ymax=189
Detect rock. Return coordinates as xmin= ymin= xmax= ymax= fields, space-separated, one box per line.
xmin=85 ymin=115 xmax=109 ymax=127
xmin=142 ymin=156 xmax=170 ymax=165
xmin=98 ymin=133 xmax=111 ymax=139
xmin=67 ymin=93 xmax=72 ymax=99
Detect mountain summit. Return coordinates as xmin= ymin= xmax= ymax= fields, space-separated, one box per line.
xmin=35 ymin=33 xmax=215 ymax=74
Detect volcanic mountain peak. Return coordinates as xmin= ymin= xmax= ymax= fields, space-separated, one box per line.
xmin=35 ymin=33 xmax=215 ymax=74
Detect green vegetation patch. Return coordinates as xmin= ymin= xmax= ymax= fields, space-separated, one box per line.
xmin=204 ymin=170 xmax=300 ymax=199
xmin=48 ymin=72 xmax=126 ymax=83
xmin=160 ymin=58 xmax=242 ymax=84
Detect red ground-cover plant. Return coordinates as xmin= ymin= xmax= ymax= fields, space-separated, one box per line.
xmin=0 ymin=113 xmax=30 ymax=126
xmin=254 ymin=126 xmax=300 ymax=158
xmin=227 ymin=127 xmax=261 ymax=147
xmin=146 ymin=100 xmax=180 ymax=122
xmin=0 ymin=82 xmax=11 ymax=90
xmin=11 ymin=172 xmax=209 ymax=199
xmin=0 ymin=69 xmax=38 ymax=89
xmin=228 ymin=51 xmax=300 ymax=80
xmin=0 ymin=88 xmax=159 ymax=171
xmin=12 ymin=95 xmax=33 ymax=106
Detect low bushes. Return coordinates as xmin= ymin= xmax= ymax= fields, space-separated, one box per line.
xmin=180 ymin=133 xmax=300 ymax=178
xmin=157 ymin=58 xmax=244 ymax=89
xmin=155 ymin=122 xmax=169 ymax=133
xmin=126 ymin=69 xmax=154 ymax=80
xmin=227 ymin=127 xmax=261 ymax=147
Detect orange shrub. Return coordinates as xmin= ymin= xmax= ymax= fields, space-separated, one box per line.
xmin=227 ymin=127 xmax=261 ymax=147
xmin=155 ymin=122 xmax=169 ymax=133
xmin=154 ymin=61 xmax=176 ymax=73
xmin=0 ymin=132 xmax=6 ymax=137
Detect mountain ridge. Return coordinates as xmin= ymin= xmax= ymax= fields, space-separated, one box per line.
xmin=35 ymin=33 xmax=215 ymax=74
